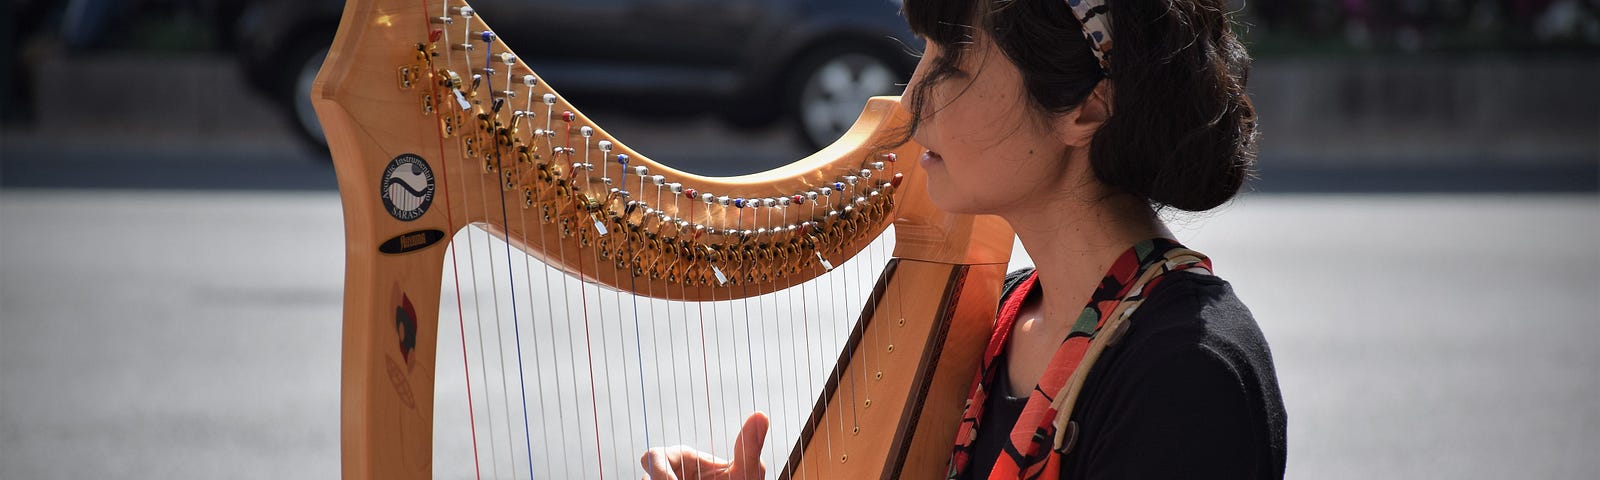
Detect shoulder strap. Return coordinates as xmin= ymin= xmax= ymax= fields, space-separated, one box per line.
xmin=1048 ymin=248 xmax=1212 ymax=452
xmin=997 ymin=267 xmax=1037 ymax=310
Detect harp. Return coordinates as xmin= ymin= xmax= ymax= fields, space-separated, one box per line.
xmin=317 ymin=0 xmax=1014 ymax=478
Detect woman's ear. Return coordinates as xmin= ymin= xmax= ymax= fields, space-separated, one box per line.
xmin=1053 ymin=80 xmax=1112 ymax=148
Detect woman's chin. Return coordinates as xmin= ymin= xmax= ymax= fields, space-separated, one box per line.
xmin=923 ymin=182 xmax=975 ymax=215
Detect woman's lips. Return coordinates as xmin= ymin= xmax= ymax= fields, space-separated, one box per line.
xmin=920 ymin=150 xmax=943 ymax=167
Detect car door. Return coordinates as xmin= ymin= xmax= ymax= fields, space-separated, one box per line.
xmin=476 ymin=0 xmax=640 ymax=65
xmin=628 ymin=0 xmax=766 ymax=68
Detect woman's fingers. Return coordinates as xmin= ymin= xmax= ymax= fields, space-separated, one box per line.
xmin=725 ymin=412 xmax=770 ymax=480
xmin=640 ymin=446 xmax=680 ymax=480
xmin=639 ymin=412 xmax=768 ymax=480
xmin=642 ymin=446 xmax=730 ymax=480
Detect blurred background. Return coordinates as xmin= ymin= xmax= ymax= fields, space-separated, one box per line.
xmin=2 ymin=0 xmax=1597 ymax=478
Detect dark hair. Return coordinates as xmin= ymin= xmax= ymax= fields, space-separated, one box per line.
xmin=901 ymin=0 xmax=1258 ymax=212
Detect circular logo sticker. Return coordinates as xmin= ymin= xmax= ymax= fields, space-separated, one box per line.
xmin=381 ymin=154 xmax=435 ymax=222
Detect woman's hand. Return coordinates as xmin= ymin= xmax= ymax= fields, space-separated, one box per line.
xmin=640 ymin=412 xmax=769 ymax=480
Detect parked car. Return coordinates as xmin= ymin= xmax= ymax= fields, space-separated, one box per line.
xmin=235 ymin=0 xmax=920 ymax=152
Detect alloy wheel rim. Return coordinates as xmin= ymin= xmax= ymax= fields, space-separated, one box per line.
xmin=798 ymin=53 xmax=897 ymax=147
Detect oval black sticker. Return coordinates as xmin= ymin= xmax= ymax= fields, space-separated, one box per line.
xmin=379 ymin=229 xmax=446 ymax=254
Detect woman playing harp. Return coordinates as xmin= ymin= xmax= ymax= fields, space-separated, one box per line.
xmin=640 ymin=0 xmax=1287 ymax=478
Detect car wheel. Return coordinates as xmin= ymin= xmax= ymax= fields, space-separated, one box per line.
xmin=790 ymin=46 xmax=903 ymax=150
xmin=290 ymin=45 xmax=330 ymax=152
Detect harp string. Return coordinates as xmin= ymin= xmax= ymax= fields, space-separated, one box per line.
xmin=782 ymin=204 xmax=806 ymax=480
xmin=735 ymin=209 xmax=758 ymax=472
xmin=576 ymin=132 xmax=611 ymax=480
xmin=464 ymin=108 xmax=500 ymax=480
xmin=607 ymin=163 xmax=641 ymax=478
xmin=693 ymin=200 xmax=719 ymax=462
xmin=424 ymin=0 xmax=484 ymax=474
xmin=514 ymin=59 xmax=557 ymax=480
xmin=487 ymin=13 xmax=528 ymax=476
xmin=484 ymin=36 xmax=538 ymax=479
xmin=478 ymin=33 xmax=513 ymax=474
xmin=807 ymin=200 xmax=833 ymax=479
xmin=768 ymin=214 xmax=783 ymax=479
xmin=675 ymin=193 xmax=712 ymax=478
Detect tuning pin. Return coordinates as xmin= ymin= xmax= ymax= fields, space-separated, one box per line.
xmin=479 ymin=31 xmax=495 ymax=43
xmin=668 ymin=183 xmax=684 ymax=195
xmin=883 ymin=152 xmax=897 ymax=163
xmin=806 ymin=191 xmax=819 ymax=202
xmin=598 ymin=140 xmax=613 ymax=152
xmin=561 ymin=111 xmax=576 ymax=122
xmin=700 ymin=193 xmax=715 ymax=204
xmin=651 ymin=175 xmax=666 ymax=186
xmin=717 ymin=196 xmax=732 ymax=206
xmin=684 ymin=187 xmax=698 ymax=199
xmin=580 ymin=126 xmax=594 ymax=138
xmin=844 ymin=176 xmax=859 ymax=186
xmin=635 ymin=166 xmax=649 ymax=177
xmin=733 ymin=198 xmax=746 ymax=208
xmin=779 ymin=196 xmax=792 ymax=207
xmin=459 ymin=6 xmax=475 ymax=17
xmin=762 ymin=198 xmax=777 ymax=208
xmin=859 ymin=169 xmax=872 ymax=178
xmin=543 ymin=93 xmax=557 ymax=105
xmin=522 ymin=74 xmax=538 ymax=87
xmin=617 ymin=153 xmax=630 ymax=166
xmin=870 ymin=161 xmax=886 ymax=170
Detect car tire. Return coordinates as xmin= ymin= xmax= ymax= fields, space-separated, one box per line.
xmin=275 ymin=36 xmax=331 ymax=154
xmin=787 ymin=44 xmax=906 ymax=151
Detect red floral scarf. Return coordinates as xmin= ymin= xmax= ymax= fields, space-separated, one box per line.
xmin=945 ymin=238 xmax=1213 ymax=479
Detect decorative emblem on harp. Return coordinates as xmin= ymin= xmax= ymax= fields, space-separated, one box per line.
xmin=315 ymin=1 xmax=1016 ymax=478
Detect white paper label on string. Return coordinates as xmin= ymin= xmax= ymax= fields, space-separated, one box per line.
xmin=453 ymin=90 xmax=471 ymax=110
xmin=592 ymin=219 xmax=609 ymax=236
xmin=815 ymin=252 xmax=835 ymax=271
xmin=712 ymin=265 xmax=729 ymax=285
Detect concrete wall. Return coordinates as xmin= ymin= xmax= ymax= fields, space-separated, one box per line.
xmin=1250 ymin=55 xmax=1599 ymax=168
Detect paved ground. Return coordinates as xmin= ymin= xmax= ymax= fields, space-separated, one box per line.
xmin=2 ymin=189 xmax=1596 ymax=479
xmin=1 ymin=51 xmax=1597 ymax=480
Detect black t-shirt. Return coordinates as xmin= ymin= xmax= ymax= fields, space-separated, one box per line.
xmin=963 ymin=269 xmax=1288 ymax=479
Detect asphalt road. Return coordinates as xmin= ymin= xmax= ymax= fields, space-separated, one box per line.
xmin=2 ymin=188 xmax=1597 ymax=479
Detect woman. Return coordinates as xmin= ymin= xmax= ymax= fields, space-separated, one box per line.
xmin=642 ymin=0 xmax=1286 ymax=478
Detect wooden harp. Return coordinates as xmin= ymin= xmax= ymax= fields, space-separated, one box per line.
xmin=316 ymin=0 xmax=1014 ymax=478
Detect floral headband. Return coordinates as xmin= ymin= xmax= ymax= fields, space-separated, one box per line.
xmin=1065 ymin=0 xmax=1113 ymax=75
